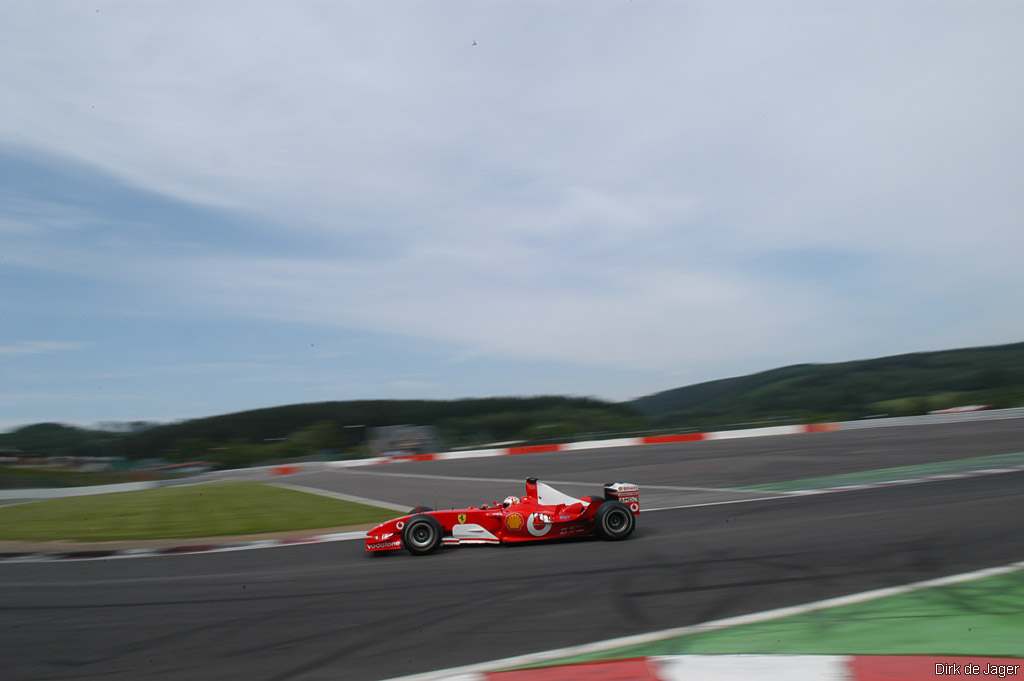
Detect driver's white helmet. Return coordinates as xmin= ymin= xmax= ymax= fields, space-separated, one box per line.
xmin=502 ymin=495 xmax=520 ymax=508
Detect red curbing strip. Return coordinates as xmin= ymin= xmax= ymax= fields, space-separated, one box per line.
xmin=487 ymin=657 xmax=663 ymax=681
xmin=508 ymin=444 xmax=563 ymax=455
xmin=849 ymin=655 xmax=1024 ymax=680
xmin=642 ymin=433 xmax=705 ymax=445
xmin=391 ymin=453 xmax=438 ymax=462
xmin=449 ymin=656 xmax=1024 ymax=681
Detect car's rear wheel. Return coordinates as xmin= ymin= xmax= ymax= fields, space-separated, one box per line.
xmin=594 ymin=501 xmax=635 ymax=540
xmin=402 ymin=514 xmax=443 ymax=555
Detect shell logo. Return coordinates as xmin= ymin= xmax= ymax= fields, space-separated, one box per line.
xmin=505 ymin=513 xmax=525 ymax=531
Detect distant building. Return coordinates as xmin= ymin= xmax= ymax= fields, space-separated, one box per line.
xmin=367 ymin=425 xmax=439 ymax=457
xmin=0 ymin=449 xmax=46 ymax=466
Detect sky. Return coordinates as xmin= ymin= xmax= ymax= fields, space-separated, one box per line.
xmin=2 ymin=1 xmax=1023 ymax=432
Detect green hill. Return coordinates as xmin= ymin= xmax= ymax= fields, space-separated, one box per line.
xmin=629 ymin=341 xmax=1024 ymax=426
xmin=3 ymin=341 xmax=1022 ymax=467
xmin=1 ymin=396 xmax=644 ymax=466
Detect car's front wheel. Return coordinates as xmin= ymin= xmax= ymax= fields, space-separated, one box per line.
xmin=402 ymin=514 xmax=443 ymax=555
xmin=594 ymin=501 xmax=635 ymax=540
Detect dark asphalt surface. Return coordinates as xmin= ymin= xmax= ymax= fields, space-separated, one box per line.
xmin=2 ymin=421 xmax=1022 ymax=681
xmin=277 ymin=418 xmax=1024 ymax=510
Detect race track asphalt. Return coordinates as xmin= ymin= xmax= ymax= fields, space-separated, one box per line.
xmin=2 ymin=420 xmax=1022 ymax=681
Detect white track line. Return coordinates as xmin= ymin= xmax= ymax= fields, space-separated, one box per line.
xmin=269 ymin=482 xmax=410 ymax=512
xmin=644 ymin=495 xmax=799 ymax=512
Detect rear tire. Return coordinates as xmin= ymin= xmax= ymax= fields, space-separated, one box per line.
xmin=594 ymin=501 xmax=635 ymax=541
xmin=402 ymin=514 xmax=443 ymax=555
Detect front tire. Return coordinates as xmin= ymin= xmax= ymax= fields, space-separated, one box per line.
xmin=402 ymin=514 xmax=443 ymax=555
xmin=594 ymin=501 xmax=635 ymax=541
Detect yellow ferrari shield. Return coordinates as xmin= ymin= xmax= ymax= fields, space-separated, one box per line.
xmin=457 ymin=513 xmax=467 ymax=524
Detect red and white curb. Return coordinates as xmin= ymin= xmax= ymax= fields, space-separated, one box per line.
xmin=327 ymin=423 xmax=841 ymax=468
xmin=382 ymin=561 xmax=1024 ymax=681
xmin=447 ymin=655 xmax=1023 ymax=681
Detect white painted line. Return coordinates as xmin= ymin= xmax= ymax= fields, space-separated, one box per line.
xmin=314 ymin=531 xmax=371 ymax=542
xmin=635 ymin=483 xmax=779 ymax=494
xmin=378 ymin=560 xmax=1024 ymax=681
xmin=728 ymin=465 xmax=1024 ymax=503
xmin=434 ymin=450 xmax=508 ymax=460
xmin=740 ymin=470 xmax=1024 ymax=506
xmin=655 ymin=655 xmax=849 ymax=681
xmin=705 ymin=425 xmax=803 ymax=440
xmin=561 ymin=437 xmax=644 ymax=450
xmin=644 ymin=494 xmax=796 ymax=512
xmin=325 ymin=457 xmax=392 ymax=468
xmin=269 ymin=482 xmax=410 ymax=512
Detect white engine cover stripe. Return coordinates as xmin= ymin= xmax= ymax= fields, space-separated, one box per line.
xmin=452 ymin=524 xmax=500 ymax=542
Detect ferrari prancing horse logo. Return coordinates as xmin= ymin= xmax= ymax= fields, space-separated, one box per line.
xmin=457 ymin=513 xmax=467 ymax=524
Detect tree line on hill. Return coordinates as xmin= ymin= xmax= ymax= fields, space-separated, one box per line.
xmin=2 ymin=341 xmax=1022 ymax=468
xmin=629 ymin=341 xmax=1024 ymax=427
xmin=0 ymin=397 xmax=645 ymax=466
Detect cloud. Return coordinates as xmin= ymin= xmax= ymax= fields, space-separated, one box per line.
xmin=1 ymin=2 xmax=1022 ymax=428
xmin=0 ymin=341 xmax=88 ymax=356
xmin=148 ymin=247 xmax=843 ymax=372
xmin=4 ymin=2 xmax=1014 ymax=241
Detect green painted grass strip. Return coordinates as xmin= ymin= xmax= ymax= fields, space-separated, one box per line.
xmin=0 ymin=482 xmax=397 ymax=542
xmin=743 ymin=451 xmax=1024 ymax=492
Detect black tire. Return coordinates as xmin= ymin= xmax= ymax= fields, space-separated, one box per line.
xmin=408 ymin=506 xmax=434 ymax=514
xmin=402 ymin=514 xmax=443 ymax=555
xmin=594 ymin=501 xmax=635 ymax=541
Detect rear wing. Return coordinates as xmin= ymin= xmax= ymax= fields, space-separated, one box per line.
xmin=603 ymin=482 xmax=640 ymax=515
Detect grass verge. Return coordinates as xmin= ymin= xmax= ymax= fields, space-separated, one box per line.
xmin=0 ymin=482 xmax=397 ymax=542
xmin=741 ymin=451 xmax=1024 ymax=493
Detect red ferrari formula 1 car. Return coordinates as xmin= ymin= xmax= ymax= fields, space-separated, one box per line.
xmin=366 ymin=477 xmax=639 ymax=555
